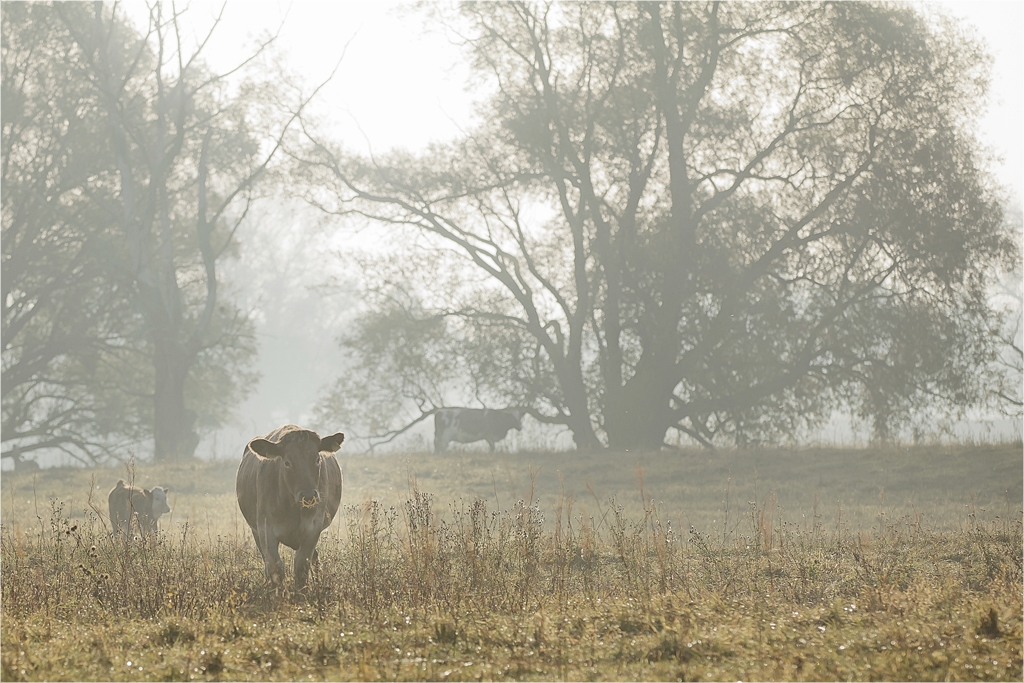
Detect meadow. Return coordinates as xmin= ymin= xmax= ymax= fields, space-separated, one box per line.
xmin=1 ymin=443 xmax=1021 ymax=681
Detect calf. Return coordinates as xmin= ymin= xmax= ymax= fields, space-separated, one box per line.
xmin=108 ymin=480 xmax=171 ymax=537
xmin=434 ymin=408 xmax=525 ymax=453
xmin=235 ymin=424 xmax=345 ymax=588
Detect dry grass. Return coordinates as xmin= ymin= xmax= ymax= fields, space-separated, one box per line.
xmin=1 ymin=443 xmax=1021 ymax=681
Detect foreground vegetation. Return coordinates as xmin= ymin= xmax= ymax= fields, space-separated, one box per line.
xmin=1 ymin=444 xmax=1021 ymax=681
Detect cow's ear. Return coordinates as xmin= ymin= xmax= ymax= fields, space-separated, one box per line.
xmin=320 ymin=432 xmax=345 ymax=453
xmin=248 ymin=438 xmax=282 ymax=459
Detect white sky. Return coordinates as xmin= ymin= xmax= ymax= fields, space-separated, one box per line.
xmin=167 ymin=1 xmax=476 ymax=153
xmin=143 ymin=0 xmax=1022 ymax=198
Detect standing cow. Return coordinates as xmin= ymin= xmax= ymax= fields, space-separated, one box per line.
xmin=434 ymin=408 xmax=525 ymax=453
xmin=235 ymin=424 xmax=345 ymax=588
xmin=108 ymin=480 xmax=171 ymax=537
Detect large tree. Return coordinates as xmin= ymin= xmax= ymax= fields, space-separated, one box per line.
xmin=2 ymin=3 xmax=148 ymax=465
xmin=304 ymin=2 xmax=1013 ymax=450
xmin=2 ymin=2 xmax=319 ymax=462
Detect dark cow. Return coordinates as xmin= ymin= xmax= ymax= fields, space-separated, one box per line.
xmin=433 ymin=408 xmax=525 ymax=453
xmin=235 ymin=424 xmax=345 ymax=588
xmin=108 ymin=480 xmax=171 ymax=537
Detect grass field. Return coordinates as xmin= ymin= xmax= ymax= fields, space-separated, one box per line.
xmin=1 ymin=443 xmax=1021 ymax=680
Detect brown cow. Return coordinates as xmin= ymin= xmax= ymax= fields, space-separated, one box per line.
xmin=235 ymin=424 xmax=345 ymax=588
xmin=108 ymin=480 xmax=171 ymax=537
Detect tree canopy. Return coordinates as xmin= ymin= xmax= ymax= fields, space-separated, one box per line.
xmin=302 ymin=1 xmax=1015 ymax=450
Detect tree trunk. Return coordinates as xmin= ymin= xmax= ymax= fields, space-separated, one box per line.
xmin=562 ymin=378 xmax=603 ymax=450
xmin=152 ymin=338 xmax=199 ymax=461
xmin=604 ymin=352 xmax=678 ymax=451
xmin=598 ymin=4 xmax=721 ymax=452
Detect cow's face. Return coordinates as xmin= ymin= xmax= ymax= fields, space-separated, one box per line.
xmin=149 ymin=487 xmax=171 ymax=515
xmin=249 ymin=431 xmax=345 ymax=508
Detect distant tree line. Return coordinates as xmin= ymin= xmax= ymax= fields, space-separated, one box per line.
xmin=303 ymin=2 xmax=1019 ymax=450
xmin=3 ymin=2 xmax=1020 ymax=465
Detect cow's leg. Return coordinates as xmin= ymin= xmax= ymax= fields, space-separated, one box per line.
xmin=434 ymin=433 xmax=445 ymax=454
xmin=255 ymin=524 xmax=286 ymax=585
xmin=266 ymin=541 xmax=286 ymax=585
xmin=249 ymin=527 xmax=264 ymax=561
xmin=294 ymin=544 xmax=317 ymax=589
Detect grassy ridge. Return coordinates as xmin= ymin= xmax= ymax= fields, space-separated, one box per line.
xmin=1 ymin=444 xmax=1021 ymax=681
xmin=3 ymin=443 xmax=1021 ymax=537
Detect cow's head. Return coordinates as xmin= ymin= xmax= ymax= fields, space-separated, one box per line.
xmin=147 ymin=486 xmax=171 ymax=516
xmin=509 ymin=408 xmax=526 ymax=431
xmin=248 ymin=429 xmax=345 ymax=509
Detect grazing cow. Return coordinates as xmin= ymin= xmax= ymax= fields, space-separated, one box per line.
xmin=433 ymin=408 xmax=525 ymax=454
xmin=235 ymin=424 xmax=345 ymax=588
xmin=108 ymin=480 xmax=171 ymax=537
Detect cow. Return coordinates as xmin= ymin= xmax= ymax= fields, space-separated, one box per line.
xmin=108 ymin=480 xmax=171 ymax=537
xmin=433 ymin=408 xmax=526 ymax=454
xmin=235 ymin=424 xmax=345 ymax=588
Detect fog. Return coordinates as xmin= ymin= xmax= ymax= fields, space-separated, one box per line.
xmin=198 ymin=200 xmax=356 ymax=460
xmin=198 ymin=1 xmax=1023 ymax=457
